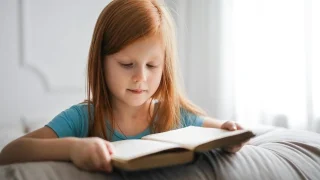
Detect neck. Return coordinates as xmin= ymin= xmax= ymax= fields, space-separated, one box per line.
xmin=111 ymin=99 xmax=154 ymax=125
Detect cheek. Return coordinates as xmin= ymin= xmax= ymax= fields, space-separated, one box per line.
xmin=110 ymin=74 xmax=126 ymax=87
xmin=105 ymin=63 xmax=125 ymax=89
xmin=149 ymin=70 xmax=163 ymax=88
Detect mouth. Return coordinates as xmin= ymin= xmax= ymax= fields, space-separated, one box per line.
xmin=127 ymin=89 xmax=147 ymax=94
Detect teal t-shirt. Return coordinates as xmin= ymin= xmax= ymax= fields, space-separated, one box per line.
xmin=46 ymin=103 xmax=204 ymax=142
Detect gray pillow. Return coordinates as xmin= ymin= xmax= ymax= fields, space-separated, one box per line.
xmin=0 ymin=128 xmax=319 ymax=180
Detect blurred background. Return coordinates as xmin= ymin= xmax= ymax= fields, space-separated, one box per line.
xmin=0 ymin=0 xmax=319 ymax=148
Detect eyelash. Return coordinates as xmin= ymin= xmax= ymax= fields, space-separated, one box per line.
xmin=120 ymin=63 xmax=133 ymax=68
xmin=120 ymin=63 xmax=157 ymax=69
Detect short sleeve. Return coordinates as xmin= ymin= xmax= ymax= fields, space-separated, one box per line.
xmin=180 ymin=108 xmax=204 ymax=127
xmin=46 ymin=104 xmax=90 ymax=138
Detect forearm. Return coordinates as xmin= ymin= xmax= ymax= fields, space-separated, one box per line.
xmin=202 ymin=116 xmax=226 ymax=128
xmin=0 ymin=137 xmax=78 ymax=165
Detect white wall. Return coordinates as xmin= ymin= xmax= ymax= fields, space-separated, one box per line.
xmin=169 ymin=0 xmax=232 ymax=119
xmin=0 ymin=0 xmax=110 ymax=146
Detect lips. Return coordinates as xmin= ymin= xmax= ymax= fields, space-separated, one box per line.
xmin=128 ymin=89 xmax=146 ymax=94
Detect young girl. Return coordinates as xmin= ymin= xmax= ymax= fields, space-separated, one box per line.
xmin=0 ymin=0 xmax=246 ymax=172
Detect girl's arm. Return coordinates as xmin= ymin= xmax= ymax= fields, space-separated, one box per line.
xmin=0 ymin=127 xmax=115 ymax=172
xmin=201 ymin=116 xmax=246 ymax=153
xmin=0 ymin=127 xmax=75 ymax=165
xmin=202 ymin=116 xmax=226 ymax=129
xmin=202 ymin=116 xmax=243 ymax=130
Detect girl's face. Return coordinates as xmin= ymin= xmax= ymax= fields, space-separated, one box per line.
xmin=104 ymin=35 xmax=164 ymax=107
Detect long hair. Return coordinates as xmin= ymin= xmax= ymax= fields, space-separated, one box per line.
xmin=86 ymin=0 xmax=206 ymax=140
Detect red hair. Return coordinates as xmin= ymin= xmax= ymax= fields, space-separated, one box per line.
xmin=86 ymin=0 xmax=205 ymax=140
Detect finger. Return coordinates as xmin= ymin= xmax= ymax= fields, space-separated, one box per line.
xmin=224 ymin=144 xmax=242 ymax=153
xmin=222 ymin=121 xmax=236 ymax=131
xmin=97 ymin=153 xmax=112 ymax=172
xmin=99 ymin=144 xmax=113 ymax=172
xmin=232 ymin=123 xmax=238 ymax=130
xmin=89 ymin=153 xmax=102 ymax=171
xmin=230 ymin=146 xmax=242 ymax=153
xmin=99 ymin=152 xmax=112 ymax=172
xmin=224 ymin=142 xmax=244 ymax=151
xmin=106 ymin=142 xmax=115 ymax=155
xmin=223 ymin=146 xmax=234 ymax=153
xmin=235 ymin=123 xmax=244 ymax=130
xmin=228 ymin=122 xmax=237 ymax=131
xmin=101 ymin=155 xmax=113 ymax=172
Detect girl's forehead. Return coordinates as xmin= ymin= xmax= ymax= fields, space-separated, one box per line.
xmin=114 ymin=35 xmax=165 ymax=57
xmin=129 ymin=35 xmax=164 ymax=48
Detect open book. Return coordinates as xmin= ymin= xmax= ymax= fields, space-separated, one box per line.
xmin=111 ymin=126 xmax=255 ymax=171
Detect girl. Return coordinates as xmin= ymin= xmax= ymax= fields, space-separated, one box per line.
xmin=0 ymin=0 xmax=246 ymax=172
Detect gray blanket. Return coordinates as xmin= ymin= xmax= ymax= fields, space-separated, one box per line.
xmin=1 ymin=128 xmax=319 ymax=180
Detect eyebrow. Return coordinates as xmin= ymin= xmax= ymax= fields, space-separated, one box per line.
xmin=113 ymin=54 xmax=164 ymax=61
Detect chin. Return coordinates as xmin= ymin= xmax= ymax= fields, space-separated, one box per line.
xmin=126 ymin=98 xmax=152 ymax=107
xmin=129 ymin=101 xmax=149 ymax=107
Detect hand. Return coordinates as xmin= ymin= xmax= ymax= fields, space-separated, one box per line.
xmin=69 ymin=137 xmax=115 ymax=172
xmin=220 ymin=121 xmax=248 ymax=153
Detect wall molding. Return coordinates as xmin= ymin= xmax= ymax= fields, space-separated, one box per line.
xmin=17 ymin=0 xmax=84 ymax=93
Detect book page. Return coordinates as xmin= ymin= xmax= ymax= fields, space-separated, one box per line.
xmin=142 ymin=126 xmax=251 ymax=150
xmin=111 ymin=139 xmax=182 ymax=161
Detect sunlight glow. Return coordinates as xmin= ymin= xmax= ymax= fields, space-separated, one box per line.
xmin=232 ymin=0 xmax=314 ymax=129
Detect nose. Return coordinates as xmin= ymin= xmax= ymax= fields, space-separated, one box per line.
xmin=132 ymin=66 xmax=147 ymax=83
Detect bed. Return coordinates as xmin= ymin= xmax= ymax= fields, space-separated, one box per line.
xmin=0 ymin=126 xmax=319 ymax=180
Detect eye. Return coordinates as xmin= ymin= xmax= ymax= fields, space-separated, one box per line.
xmin=147 ymin=64 xmax=157 ymax=68
xmin=119 ymin=63 xmax=133 ymax=68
